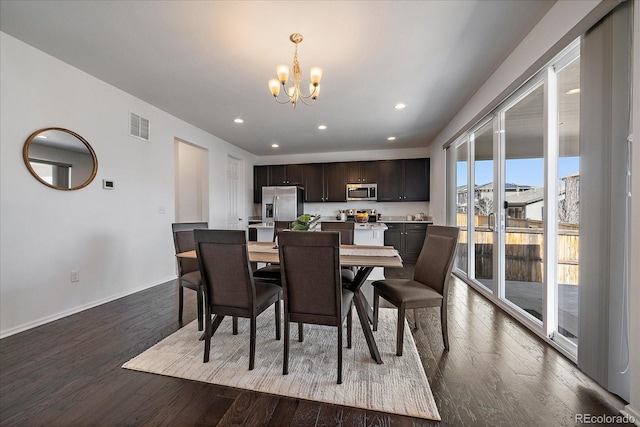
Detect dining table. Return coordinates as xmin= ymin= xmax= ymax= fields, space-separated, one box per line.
xmin=177 ymin=241 xmax=403 ymax=364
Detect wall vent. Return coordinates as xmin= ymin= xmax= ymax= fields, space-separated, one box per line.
xmin=129 ymin=112 xmax=150 ymax=141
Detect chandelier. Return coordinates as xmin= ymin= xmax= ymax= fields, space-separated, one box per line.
xmin=268 ymin=33 xmax=322 ymax=107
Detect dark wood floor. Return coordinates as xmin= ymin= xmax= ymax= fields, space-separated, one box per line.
xmin=0 ymin=265 xmax=630 ymax=426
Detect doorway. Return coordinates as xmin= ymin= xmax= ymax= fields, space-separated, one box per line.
xmin=175 ymin=139 xmax=209 ymax=223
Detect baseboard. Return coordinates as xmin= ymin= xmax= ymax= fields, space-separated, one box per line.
xmin=0 ymin=278 xmax=174 ymax=339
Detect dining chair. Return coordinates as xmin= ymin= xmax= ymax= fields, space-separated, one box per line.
xmin=278 ymin=231 xmax=353 ymax=384
xmin=320 ymin=221 xmax=356 ymax=283
xmin=194 ymin=229 xmax=282 ymax=370
xmin=172 ymin=222 xmax=208 ymax=331
xmin=252 ymin=220 xmax=291 ymax=281
xmin=372 ymin=225 xmax=459 ymax=355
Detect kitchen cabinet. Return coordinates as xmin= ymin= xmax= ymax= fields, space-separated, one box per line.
xmin=376 ymin=158 xmax=430 ymax=202
xmin=269 ymin=164 xmax=304 ymax=186
xmin=346 ymin=161 xmax=377 ymax=184
xmin=253 ymin=165 xmax=269 ymax=203
xmin=384 ymin=222 xmax=428 ymax=262
xmin=302 ymin=162 xmax=347 ymax=202
xmin=324 ymin=162 xmax=347 ymax=202
xmin=255 ymin=158 xmax=429 ymax=203
xmin=302 ymin=163 xmax=325 ymax=202
xmin=254 ymin=164 xmax=304 ymax=203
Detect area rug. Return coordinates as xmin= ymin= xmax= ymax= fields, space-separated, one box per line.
xmin=122 ymin=308 xmax=440 ymax=420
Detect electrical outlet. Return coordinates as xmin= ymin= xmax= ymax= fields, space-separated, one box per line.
xmin=158 ymin=206 xmax=166 ymax=214
xmin=71 ymin=270 xmax=80 ymax=282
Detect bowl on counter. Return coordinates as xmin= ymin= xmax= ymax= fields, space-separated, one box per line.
xmin=355 ymin=213 xmax=369 ymax=223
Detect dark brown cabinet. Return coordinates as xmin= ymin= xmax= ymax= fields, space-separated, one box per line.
xmin=302 ymin=163 xmax=325 ymax=202
xmin=377 ymin=158 xmax=430 ymax=202
xmin=269 ymin=164 xmax=304 ymax=186
xmin=254 ymin=164 xmax=305 ymax=203
xmin=302 ymin=162 xmax=347 ymax=202
xmin=384 ymin=222 xmax=428 ymax=262
xmin=254 ymin=158 xmax=429 ymax=204
xmin=346 ymin=161 xmax=377 ymax=184
xmin=253 ymin=165 xmax=269 ymax=203
xmin=324 ymin=162 xmax=347 ymax=202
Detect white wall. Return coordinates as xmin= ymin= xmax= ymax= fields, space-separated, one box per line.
xmin=0 ymin=32 xmax=257 ymax=337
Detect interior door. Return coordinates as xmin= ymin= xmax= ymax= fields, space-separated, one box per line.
xmin=226 ymin=156 xmax=243 ymax=229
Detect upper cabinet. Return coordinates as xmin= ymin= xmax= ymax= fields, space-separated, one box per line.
xmin=253 ymin=165 xmax=269 ymax=203
xmin=324 ymin=162 xmax=348 ymax=202
xmin=253 ymin=164 xmax=305 ymax=203
xmin=302 ymin=163 xmax=325 ymax=202
xmin=377 ymin=158 xmax=430 ymax=201
xmin=269 ymin=164 xmax=304 ymax=186
xmin=255 ymin=158 xmax=429 ymax=203
xmin=346 ymin=161 xmax=377 ymax=184
xmin=302 ymin=162 xmax=347 ymax=202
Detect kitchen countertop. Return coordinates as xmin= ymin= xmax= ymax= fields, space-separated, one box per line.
xmin=248 ymin=221 xmax=388 ymax=231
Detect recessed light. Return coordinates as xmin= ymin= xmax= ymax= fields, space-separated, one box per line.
xmin=394 ymin=103 xmax=406 ymax=110
xmin=566 ymin=88 xmax=580 ymax=95
xmin=318 ymin=125 xmax=327 ymax=130
xmin=271 ymin=144 xmax=279 ymax=148
xmin=234 ymin=118 xmax=244 ymax=124
xmin=387 ymin=136 xmax=396 ymax=141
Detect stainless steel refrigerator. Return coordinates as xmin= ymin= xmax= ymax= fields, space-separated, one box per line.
xmin=262 ymin=186 xmax=304 ymax=223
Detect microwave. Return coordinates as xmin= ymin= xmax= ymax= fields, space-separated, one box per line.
xmin=346 ymin=183 xmax=377 ymax=201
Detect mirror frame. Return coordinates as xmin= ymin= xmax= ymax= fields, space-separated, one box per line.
xmin=22 ymin=127 xmax=98 ymax=191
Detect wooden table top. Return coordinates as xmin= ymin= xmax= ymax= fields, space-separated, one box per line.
xmin=177 ymin=241 xmax=403 ymax=268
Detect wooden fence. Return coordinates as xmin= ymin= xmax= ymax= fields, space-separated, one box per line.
xmin=456 ymin=214 xmax=579 ymax=285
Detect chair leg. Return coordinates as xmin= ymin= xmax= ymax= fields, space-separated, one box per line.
xmin=275 ymin=300 xmax=281 ymax=340
xmin=373 ymin=289 xmax=379 ymax=331
xmin=413 ymin=308 xmax=419 ymax=330
xmin=249 ymin=316 xmax=256 ymax=370
xmin=396 ymin=304 xmax=406 ymax=356
xmin=233 ymin=316 xmax=239 ymax=335
xmin=337 ymin=321 xmax=343 ymax=384
xmin=203 ymin=306 xmax=212 ymax=363
xmin=347 ymin=303 xmax=353 ymax=349
xmin=441 ymin=302 xmax=450 ymax=351
xmin=283 ymin=315 xmax=290 ymax=375
xmin=196 ymin=287 xmax=204 ymax=331
xmin=178 ymin=283 xmax=184 ymax=322
xmin=298 ymin=322 xmax=304 ymax=342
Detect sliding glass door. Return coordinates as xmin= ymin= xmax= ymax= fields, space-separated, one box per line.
xmin=449 ymin=41 xmax=580 ymax=357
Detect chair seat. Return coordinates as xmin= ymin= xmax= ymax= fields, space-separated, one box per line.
xmin=340 ymin=268 xmax=355 ymax=283
xmin=253 ymin=265 xmax=281 ymax=281
xmin=341 ymin=288 xmax=354 ymax=315
xmin=180 ymin=271 xmax=202 ymax=290
xmin=254 ymin=280 xmax=282 ymax=309
xmin=372 ymin=279 xmax=443 ymax=306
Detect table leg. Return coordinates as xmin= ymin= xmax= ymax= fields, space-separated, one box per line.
xmin=200 ymin=314 xmax=225 ymax=341
xmin=353 ymin=290 xmax=383 ymax=364
xmin=348 ymin=266 xmax=383 ymax=365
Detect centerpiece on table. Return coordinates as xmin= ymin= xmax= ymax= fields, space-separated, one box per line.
xmin=291 ymin=214 xmax=320 ymax=231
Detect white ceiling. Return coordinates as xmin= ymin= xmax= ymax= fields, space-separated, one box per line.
xmin=0 ymin=0 xmax=556 ymax=156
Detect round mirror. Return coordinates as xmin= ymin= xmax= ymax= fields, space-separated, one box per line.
xmin=23 ymin=127 xmax=98 ymax=190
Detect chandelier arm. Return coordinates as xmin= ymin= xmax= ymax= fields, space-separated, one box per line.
xmin=297 ymin=97 xmax=316 ymax=106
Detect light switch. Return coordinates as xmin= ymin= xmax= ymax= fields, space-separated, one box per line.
xmin=103 ymin=179 xmax=114 ymax=190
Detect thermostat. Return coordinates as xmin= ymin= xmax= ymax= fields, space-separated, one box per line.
xmin=103 ymin=179 xmax=114 ymax=190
